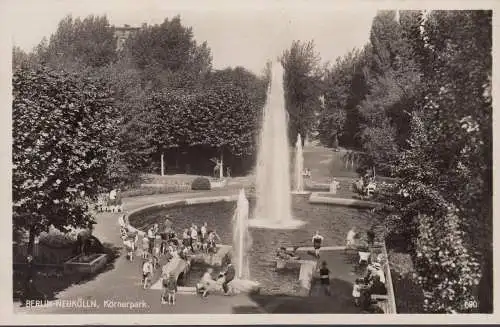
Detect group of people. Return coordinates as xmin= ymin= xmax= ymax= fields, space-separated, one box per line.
xmin=353 ymin=173 xmax=377 ymax=198
xmin=352 ymin=261 xmax=387 ymax=311
xmin=196 ymin=263 xmax=236 ymax=297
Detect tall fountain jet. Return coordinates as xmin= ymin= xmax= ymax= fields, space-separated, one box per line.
xmin=232 ymin=188 xmax=251 ymax=279
xmin=250 ymin=61 xmax=304 ymax=229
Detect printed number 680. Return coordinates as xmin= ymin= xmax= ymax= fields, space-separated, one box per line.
xmin=464 ymin=300 xmax=478 ymax=309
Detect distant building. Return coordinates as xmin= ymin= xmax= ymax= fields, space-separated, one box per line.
xmin=114 ymin=24 xmax=140 ymax=51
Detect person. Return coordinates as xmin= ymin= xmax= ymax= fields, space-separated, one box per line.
xmin=312 ymin=231 xmax=324 ymax=257
xmin=141 ymin=236 xmax=150 ymax=260
xmin=318 ymin=261 xmax=331 ymax=296
xmin=346 ymin=227 xmax=357 ymax=249
xmin=160 ymin=228 xmax=168 ymax=255
xmin=142 ymin=259 xmax=153 ymax=289
xmin=190 ymin=224 xmax=198 ymax=251
xmin=164 ymin=273 xmax=178 ymax=305
xmin=118 ymin=213 xmax=126 ymax=228
xmin=226 ymin=166 xmax=231 ymax=177
xmin=329 ymin=178 xmax=340 ymax=194
xmin=207 ymin=230 xmax=220 ymax=253
xmin=200 ymin=222 xmax=208 ymax=242
xmin=352 ymin=278 xmax=364 ymax=306
xmin=222 ymin=263 xmax=235 ymax=295
xmin=197 ymin=268 xmax=216 ymax=297
xmin=182 ymin=229 xmax=191 ymax=247
xmin=367 ymin=225 xmax=376 ymax=247
xmin=147 ymin=227 xmax=155 ymax=254
xmin=123 ymin=238 xmax=135 ymax=261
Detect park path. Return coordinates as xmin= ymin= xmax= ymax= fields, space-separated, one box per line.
xmin=17 ymin=188 xmax=269 ymax=314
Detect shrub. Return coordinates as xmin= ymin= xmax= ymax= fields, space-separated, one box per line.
xmin=121 ymin=184 xmax=190 ymax=198
xmin=191 ymin=177 xmax=211 ymax=190
xmin=415 ymin=208 xmax=481 ymax=313
xmin=38 ymin=231 xmax=75 ymax=249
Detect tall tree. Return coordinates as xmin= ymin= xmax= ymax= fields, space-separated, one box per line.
xmin=281 ymin=40 xmax=323 ymax=145
xmin=12 ymin=67 xmax=120 ymax=253
xmin=41 ymin=15 xmax=117 ymax=70
xmin=123 ymin=15 xmax=212 ymax=90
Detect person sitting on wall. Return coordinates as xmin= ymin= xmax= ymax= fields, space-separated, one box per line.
xmin=221 ymin=262 xmax=236 ymax=295
xmin=196 ymin=268 xmax=217 ymax=297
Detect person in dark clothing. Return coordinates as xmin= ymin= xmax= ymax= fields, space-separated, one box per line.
xmin=367 ymin=225 xmax=376 ymax=246
xmin=318 ymin=261 xmax=331 ymax=296
xmin=222 ymin=263 xmax=235 ymax=295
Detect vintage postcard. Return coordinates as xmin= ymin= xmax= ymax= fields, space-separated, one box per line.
xmin=2 ymin=0 xmax=498 ymax=324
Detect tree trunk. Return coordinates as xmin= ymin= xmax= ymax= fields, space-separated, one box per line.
xmin=161 ymin=152 xmax=165 ymax=176
xmin=220 ymin=151 xmax=224 ymax=179
xmin=27 ymin=226 xmax=36 ymax=257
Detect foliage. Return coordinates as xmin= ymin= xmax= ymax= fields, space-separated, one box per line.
xmin=367 ymin=10 xmax=492 ymax=312
xmin=122 ymin=15 xmax=212 ymax=90
xmin=318 ymin=46 xmax=370 ymax=148
xmin=121 ymin=185 xmax=191 ymax=198
xmin=416 ymin=209 xmax=481 ymax=313
xmin=144 ymin=85 xmax=262 ymax=157
xmin=12 ymin=66 xmax=120 ymax=252
xmin=191 ymin=177 xmax=211 ymax=190
xmin=39 ymin=15 xmax=117 ymax=70
xmin=281 ymin=40 xmax=324 ymax=144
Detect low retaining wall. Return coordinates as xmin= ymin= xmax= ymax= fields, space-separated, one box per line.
xmin=126 ymin=194 xmax=239 ymax=237
xmin=309 ymin=192 xmax=381 ymax=209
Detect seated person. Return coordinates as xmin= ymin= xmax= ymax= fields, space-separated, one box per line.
xmin=196 ymin=268 xmax=217 ymax=297
xmin=277 ymin=247 xmax=300 ymax=260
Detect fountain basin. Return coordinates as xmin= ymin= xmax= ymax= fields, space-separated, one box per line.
xmin=130 ymin=196 xmax=374 ymax=295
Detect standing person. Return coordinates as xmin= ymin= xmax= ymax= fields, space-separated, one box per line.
xmin=141 ymin=236 xmax=150 ymax=260
xmin=318 ymin=261 xmax=331 ymax=296
xmin=147 ymin=227 xmax=155 ymax=254
xmin=352 ymin=278 xmax=364 ymax=306
xmin=182 ymin=229 xmax=191 ymax=248
xmin=312 ymin=231 xmax=324 ymax=258
xmin=118 ymin=213 xmax=126 ymax=228
xmin=190 ymin=224 xmax=198 ymax=252
xmin=164 ymin=273 xmax=178 ymax=305
xmin=222 ymin=263 xmax=235 ymax=295
xmin=329 ymin=178 xmax=340 ymax=194
xmin=346 ymin=227 xmax=357 ymax=250
xmin=367 ymin=225 xmax=376 ymax=247
xmin=21 ymin=255 xmax=36 ymax=306
xmin=142 ymin=259 xmax=153 ymax=289
xmin=200 ymin=222 xmax=208 ymax=243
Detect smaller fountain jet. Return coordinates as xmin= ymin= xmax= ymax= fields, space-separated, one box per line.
xmin=292 ymin=133 xmax=311 ymax=195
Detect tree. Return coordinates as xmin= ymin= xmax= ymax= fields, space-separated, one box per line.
xmin=281 ymin=40 xmax=323 ymax=145
xmin=41 ymin=15 xmax=117 ymax=70
xmin=12 ymin=66 xmax=120 ymax=254
xmin=357 ymin=10 xmax=423 ymax=175
xmin=123 ymin=15 xmax=212 ymax=90
xmin=143 ymin=85 xmax=263 ymax=174
xmin=375 ymin=10 xmax=492 ymax=313
xmin=318 ymin=46 xmax=371 ymax=149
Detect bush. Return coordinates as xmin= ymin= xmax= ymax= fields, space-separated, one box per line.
xmin=121 ymin=184 xmax=190 ymax=198
xmin=38 ymin=231 xmax=75 ymax=249
xmin=191 ymin=177 xmax=211 ymax=190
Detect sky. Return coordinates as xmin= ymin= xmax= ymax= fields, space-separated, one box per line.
xmin=6 ymin=0 xmax=378 ymax=74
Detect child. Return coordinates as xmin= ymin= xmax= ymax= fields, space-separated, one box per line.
xmin=141 ymin=236 xmax=150 ymax=260
xmin=318 ymin=261 xmax=331 ymax=296
xmin=200 ymin=222 xmax=208 ymax=242
xmin=142 ymin=259 xmax=153 ymax=289
xmin=352 ymin=278 xmax=364 ymax=306
xmin=165 ymin=273 xmax=177 ymax=305
xmin=312 ymin=231 xmax=324 ymax=258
